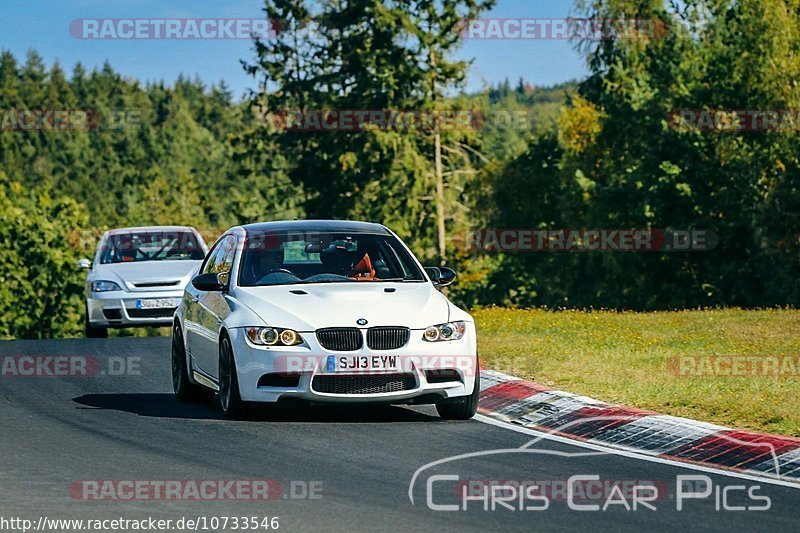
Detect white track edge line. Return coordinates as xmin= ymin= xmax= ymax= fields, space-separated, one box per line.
xmin=474 ymin=413 xmax=800 ymax=490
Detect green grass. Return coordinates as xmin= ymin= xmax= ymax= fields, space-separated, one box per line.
xmin=474 ymin=307 xmax=800 ymax=437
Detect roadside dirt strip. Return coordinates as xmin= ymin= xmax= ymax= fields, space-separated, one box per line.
xmin=478 ymin=370 xmax=800 ymax=484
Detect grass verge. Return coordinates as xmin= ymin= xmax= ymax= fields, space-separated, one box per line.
xmin=474 ymin=307 xmax=800 ymax=437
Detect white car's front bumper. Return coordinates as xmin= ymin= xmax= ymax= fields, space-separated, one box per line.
xmin=86 ymin=290 xmax=183 ymax=328
xmin=227 ymin=325 xmax=478 ymax=404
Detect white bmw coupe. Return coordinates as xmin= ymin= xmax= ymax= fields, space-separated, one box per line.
xmin=172 ymin=220 xmax=479 ymax=419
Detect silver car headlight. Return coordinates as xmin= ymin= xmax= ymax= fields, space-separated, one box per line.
xmin=423 ymin=321 xmax=466 ymax=342
xmin=92 ymin=280 xmax=122 ymax=292
xmin=246 ymin=327 xmax=303 ymax=346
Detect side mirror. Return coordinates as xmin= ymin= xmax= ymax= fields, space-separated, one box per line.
xmin=191 ymin=272 xmax=225 ymax=292
xmin=425 ymin=266 xmax=457 ymax=287
xmin=77 ymin=258 xmax=92 ymax=269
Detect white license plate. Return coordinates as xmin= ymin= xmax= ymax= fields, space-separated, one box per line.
xmin=326 ymin=355 xmax=400 ymax=373
xmin=136 ymin=298 xmax=176 ymax=309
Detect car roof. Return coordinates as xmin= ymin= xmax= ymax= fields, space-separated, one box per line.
xmin=105 ymin=226 xmax=199 ymax=234
xmin=241 ymin=220 xmax=391 ymax=235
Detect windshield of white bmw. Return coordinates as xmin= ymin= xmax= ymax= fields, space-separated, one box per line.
xmin=99 ymin=231 xmax=205 ymax=264
xmin=238 ymin=231 xmax=426 ymax=286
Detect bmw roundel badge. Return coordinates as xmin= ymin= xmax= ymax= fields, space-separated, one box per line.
xmin=356 ymin=318 xmax=368 ymax=326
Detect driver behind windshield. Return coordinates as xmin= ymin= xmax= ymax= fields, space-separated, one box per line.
xmin=241 ymin=247 xmax=286 ymax=285
xmin=100 ymin=231 xmax=204 ymax=264
xmin=238 ymin=231 xmax=424 ymax=286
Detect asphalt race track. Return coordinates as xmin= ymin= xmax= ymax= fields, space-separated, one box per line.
xmin=1 ymin=337 xmax=798 ymax=532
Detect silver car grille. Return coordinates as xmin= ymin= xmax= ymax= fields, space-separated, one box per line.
xmin=130 ymin=280 xmax=180 ymax=288
xmin=366 ymin=327 xmax=410 ymax=350
xmin=316 ymin=328 xmax=363 ymax=351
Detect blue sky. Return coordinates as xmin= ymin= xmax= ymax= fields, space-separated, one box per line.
xmin=0 ymin=0 xmax=587 ymax=98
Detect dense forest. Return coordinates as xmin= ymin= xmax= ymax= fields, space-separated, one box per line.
xmin=1 ymin=0 xmax=799 ymax=339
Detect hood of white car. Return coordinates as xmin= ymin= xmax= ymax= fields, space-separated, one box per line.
xmin=233 ymin=282 xmax=452 ymax=331
xmin=91 ymin=260 xmax=202 ymax=289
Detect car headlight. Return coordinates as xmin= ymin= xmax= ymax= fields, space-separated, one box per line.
xmin=92 ymin=280 xmax=122 ymax=292
xmin=423 ymin=321 xmax=466 ymax=342
xmin=246 ymin=327 xmax=303 ymax=346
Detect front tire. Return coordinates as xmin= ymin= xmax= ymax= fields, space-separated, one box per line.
xmin=219 ymin=335 xmax=245 ymax=418
xmin=436 ymin=368 xmax=480 ymax=420
xmin=172 ymin=323 xmax=208 ymax=402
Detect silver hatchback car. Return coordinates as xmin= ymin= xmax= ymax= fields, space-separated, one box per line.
xmin=79 ymin=226 xmax=208 ymax=337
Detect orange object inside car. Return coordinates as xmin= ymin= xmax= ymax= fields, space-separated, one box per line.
xmin=352 ymin=253 xmax=376 ymax=280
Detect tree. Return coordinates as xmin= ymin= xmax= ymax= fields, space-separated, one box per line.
xmin=244 ymin=0 xmax=495 ymax=262
xmin=484 ymin=0 xmax=800 ymax=308
xmin=0 ymin=173 xmax=88 ymax=338
xmin=0 ymin=50 xmax=298 ymax=337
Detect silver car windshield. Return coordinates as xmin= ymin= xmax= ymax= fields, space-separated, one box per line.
xmin=99 ymin=231 xmax=205 ymax=264
xmin=238 ymin=231 xmax=425 ymax=286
